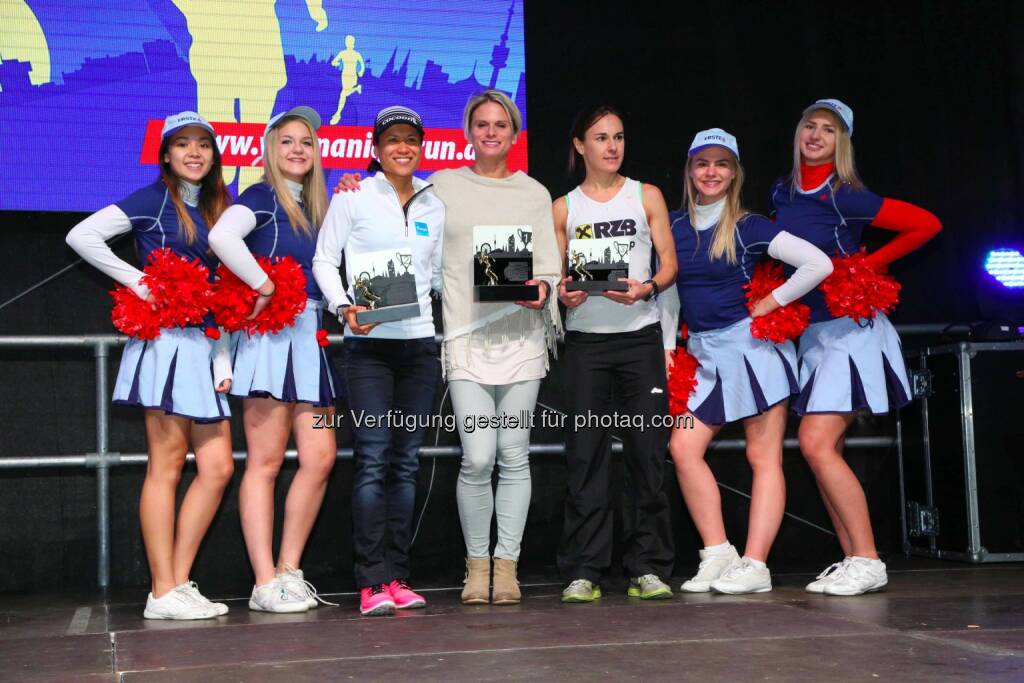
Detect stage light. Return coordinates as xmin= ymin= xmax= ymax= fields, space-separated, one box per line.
xmin=984 ymin=248 xmax=1024 ymax=288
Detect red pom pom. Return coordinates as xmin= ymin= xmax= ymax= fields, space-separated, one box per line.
xmin=316 ymin=329 xmax=329 ymax=347
xmin=667 ymin=345 xmax=700 ymax=417
xmin=110 ymin=286 xmax=161 ymax=340
xmin=109 ymin=248 xmax=212 ymax=339
xmin=141 ymin=249 xmax=212 ymax=328
xmin=680 ymin=323 xmax=688 ymax=341
xmin=253 ymin=257 xmax=308 ymax=334
xmin=204 ymin=326 xmax=221 ymax=340
xmin=208 ymin=265 xmax=258 ymax=332
xmin=744 ymin=260 xmax=810 ymax=343
xmin=209 ymin=256 xmax=308 ymax=334
xmin=821 ymin=248 xmax=901 ymax=323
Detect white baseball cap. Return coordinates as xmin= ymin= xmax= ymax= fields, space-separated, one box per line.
xmin=803 ymin=98 xmax=854 ymax=134
xmin=161 ymin=111 xmax=214 ymax=138
xmin=688 ymin=128 xmax=739 ymax=159
xmin=265 ymin=106 xmax=322 ymax=137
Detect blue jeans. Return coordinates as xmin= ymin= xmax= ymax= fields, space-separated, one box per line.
xmin=343 ymin=337 xmax=439 ymax=587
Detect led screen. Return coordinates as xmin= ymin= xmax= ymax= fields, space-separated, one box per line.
xmin=0 ymin=0 xmax=527 ymax=211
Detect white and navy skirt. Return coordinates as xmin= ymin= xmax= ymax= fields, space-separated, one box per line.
xmin=686 ymin=317 xmax=799 ymax=425
xmin=793 ymin=312 xmax=911 ymax=415
xmin=113 ymin=327 xmax=230 ymax=423
xmin=230 ymin=299 xmax=336 ymax=407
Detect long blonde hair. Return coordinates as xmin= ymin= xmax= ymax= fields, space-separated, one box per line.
xmin=262 ymin=116 xmax=328 ymax=235
xmin=789 ymin=108 xmax=864 ymax=192
xmin=682 ymin=151 xmax=747 ymax=265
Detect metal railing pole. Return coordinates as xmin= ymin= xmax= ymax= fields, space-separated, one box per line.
xmin=94 ymin=340 xmax=111 ymax=590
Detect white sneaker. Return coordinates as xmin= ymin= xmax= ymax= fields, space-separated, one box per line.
xmin=248 ymin=578 xmax=310 ymax=613
xmin=680 ymin=545 xmax=741 ymax=593
xmin=822 ymin=557 xmax=888 ymax=596
xmin=805 ymin=559 xmax=849 ymax=594
xmin=710 ymin=559 xmax=772 ymax=594
xmin=180 ymin=581 xmax=229 ymax=616
xmin=144 ymin=583 xmax=219 ymax=620
xmin=278 ymin=565 xmax=337 ymax=608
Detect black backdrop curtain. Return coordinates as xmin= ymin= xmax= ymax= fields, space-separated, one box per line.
xmin=524 ymin=0 xmax=1024 ymax=324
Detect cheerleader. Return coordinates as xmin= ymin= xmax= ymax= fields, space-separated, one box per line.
xmin=66 ymin=112 xmax=234 ymax=619
xmin=313 ymin=106 xmax=445 ymax=616
xmin=553 ymin=105 xmax=679 ymax=602
xmin=663 ymin=129 xmax=832 ymax=594
xmin=208 ymin=106 xmax=336 ymax=612
xmin=770 ymin=99 xmax=941 ymax=595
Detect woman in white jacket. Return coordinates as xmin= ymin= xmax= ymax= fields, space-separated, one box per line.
xmin=314 ymin=106 xmax=445 ymax=616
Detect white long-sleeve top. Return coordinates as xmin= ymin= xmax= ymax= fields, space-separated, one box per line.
xmin=312 ymin=172 xmax=445 ymax=340
xmin=65 ymin=180 xmax=232 ymax=385
xmin=662 ymin=198 xmax=833 ymax=336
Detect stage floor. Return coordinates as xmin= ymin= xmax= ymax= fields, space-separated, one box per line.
xmin=2 ymin=559 xmax=1023 ymax=681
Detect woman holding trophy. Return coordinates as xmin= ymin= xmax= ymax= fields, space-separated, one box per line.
xmin=314 ymin=106 xmax=445 ymax=616
xmin=553 ymin=104 xmax=679 ymax=603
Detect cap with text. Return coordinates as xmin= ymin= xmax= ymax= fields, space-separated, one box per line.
xmin=688 ymin=128 xmax=739 ymax=159
xmin=803 ymin=98 xmax=854 ymax=135
xmin=373 ymin=106 xmax=425 ymax=141
xmin=161 ymin=111 xmax=215 ymax=139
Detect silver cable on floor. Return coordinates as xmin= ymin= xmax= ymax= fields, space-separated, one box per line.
xmin=411 ymin=382 xmax=449 ymax=546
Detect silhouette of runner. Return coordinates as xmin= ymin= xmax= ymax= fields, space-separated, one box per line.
xmin=171 ymin=0 xmax=327 ymax=190
xmin=328 ymin=35 xmax=364 ymax=124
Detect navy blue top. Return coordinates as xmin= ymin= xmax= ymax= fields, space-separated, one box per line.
xmin=115 ymin=180 xmax=215 ymax=273
xmin=769 ymin=177 xmax=883 ymax=322
xmin=115 ymin=180 xmax=217 ymax=328
xmin=235 ymin=182 xmax=322 ymax=300
xmin=671 ymin=211 xmax=782 ymax=333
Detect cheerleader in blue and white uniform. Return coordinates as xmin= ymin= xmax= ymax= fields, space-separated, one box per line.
xmin=208 ymin=106 xmax=336 ymax=613
xmin=663 ymin=129 xmax=833 ymax=595
xmin=66 ymin=112 xmax=234 ymax=620
xmin=770 ymin=99 xmax=941 ymax=596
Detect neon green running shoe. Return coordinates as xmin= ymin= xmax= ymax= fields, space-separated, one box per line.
xmin=561 ymin=578 xmax=602 ymax=603
xmin=627 ymin=574 xmax=673 ymax=599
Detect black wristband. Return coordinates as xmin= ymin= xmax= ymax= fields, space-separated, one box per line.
xmin=642 ymin=279 xmax=659 ymax=301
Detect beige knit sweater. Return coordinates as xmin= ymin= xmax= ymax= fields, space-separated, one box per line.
xmin=428 ymin=167 xmax=562 ymax=380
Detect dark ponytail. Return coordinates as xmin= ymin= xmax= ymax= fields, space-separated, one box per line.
xmin=567 ymin=104 xmax=625 ymax=183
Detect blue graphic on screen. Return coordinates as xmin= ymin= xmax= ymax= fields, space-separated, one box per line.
xmin=0 ymin=0 xmax=527 ymax=212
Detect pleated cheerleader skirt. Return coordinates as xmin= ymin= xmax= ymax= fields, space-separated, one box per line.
xmin=230 ymin=299 xmax=336 ymax=407
xmin=113 ymin=327 xmax=230 ymax=423
xmin=686 ymin=317 xmax=799 ymax=425
xmin=793 ymin=311 xmax=911 ymax=415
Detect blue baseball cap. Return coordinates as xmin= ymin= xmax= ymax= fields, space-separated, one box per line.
xmin=688 ymin=128 xmax=739 ymax=160
xmin=804 ymin=99 xmax=854 ymax=135
xmin=161 ymin=111 xmax=214 ymax=138
xmin=265 ymin=106 xmax=322 ymax=137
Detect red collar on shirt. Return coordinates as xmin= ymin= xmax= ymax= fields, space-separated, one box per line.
xmin=800 ymin=161 xmax=835 ymax=191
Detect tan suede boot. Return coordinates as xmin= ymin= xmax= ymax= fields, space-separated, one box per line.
xmin=461 ymin=557 xmax=491 ymax=604
xmin=491 ymin=558 xmax=521 ymax=605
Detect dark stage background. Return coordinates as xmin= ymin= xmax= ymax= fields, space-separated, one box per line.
xmin=2 ymin=0 xmax=1022 ymax=593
